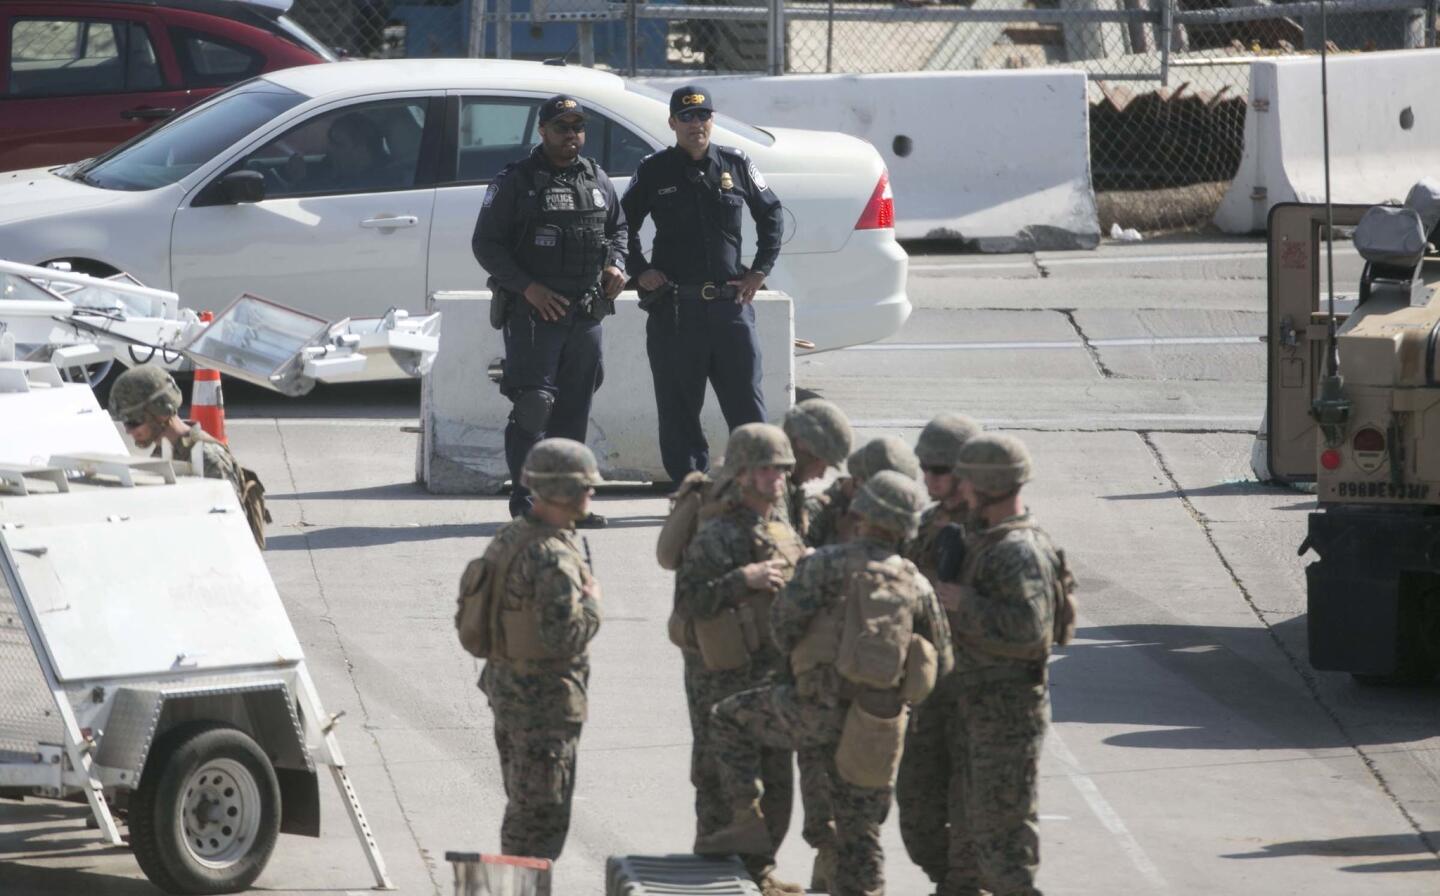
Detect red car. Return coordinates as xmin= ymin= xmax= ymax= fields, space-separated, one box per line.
xmin=0 ymin=0 xmax=334 ymax=171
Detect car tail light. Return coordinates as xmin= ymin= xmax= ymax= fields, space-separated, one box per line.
xmin=1321 ymin=449 xmax=1342 ymax=470
xmin=1352 ymin=427 xmax=1385 ymax=453
xmin=855 ymin=170 xmax=894 ymax=230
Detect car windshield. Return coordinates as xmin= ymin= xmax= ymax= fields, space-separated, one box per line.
xmin=276 ymin=14 xmax=340 ymax=62
xmin=624 ymin=82 xmax=775 ymax=147
xmin=75 ymin=82 xmax=307 ymax=191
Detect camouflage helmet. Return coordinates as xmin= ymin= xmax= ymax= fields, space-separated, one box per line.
xmin=846 ymin=436 xmax=921 ymax=482
xmin=851 ymin=469 xmax=928 ymax=539
xmin=723 ymin=423 xmax=795 ymax=473
xmin=955 ymin=433 xmax=1033 ymax=496
xmin=915 ymin=412 xmax=982 ymax=469
xmin=521 ymin=438 xmax=602 ymax=504
xmin=108 ymin=365 xmax=183 ymax=423
xmin=782 ymin=399 xmax=852 ymax=466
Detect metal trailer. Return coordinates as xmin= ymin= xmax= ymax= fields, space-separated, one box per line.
xmin=0 ymin=258 xmax=440 ymax=396
xmin=0 ymin=359 xmax=393 ymax=893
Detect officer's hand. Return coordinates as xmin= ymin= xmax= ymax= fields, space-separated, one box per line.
xmin=523 ymin=282 xmax=570 ymax=322
xmin=584 ymin=580 xmax=602 ymax=603
xmin=637 ymin=269 xmax=669 ymax=292
xmin=601 ymin=265 xmax=625 ymax=301
xmin=728 ymin=270 xmax=766 ymax=304
xmin=742 ymin=559 xmax=787 ymax=592
xmin=936 ymin=581 xmax=964 ymax=612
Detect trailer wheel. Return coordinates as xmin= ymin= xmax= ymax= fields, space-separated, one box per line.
xmin=130 ymin=722 xmax=281 ymax=895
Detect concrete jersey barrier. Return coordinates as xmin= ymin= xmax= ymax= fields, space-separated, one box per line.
xmin=420 ymin=291 xmax=795 ymax=493
xmin=640 ymin=71 xmax=1099 ymax=252
xmin=1216 ymin=49 xmax=1440 ymax=234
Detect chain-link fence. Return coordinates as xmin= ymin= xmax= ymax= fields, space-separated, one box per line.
xmin=292 ymin=0 xmax=1438 ymax=232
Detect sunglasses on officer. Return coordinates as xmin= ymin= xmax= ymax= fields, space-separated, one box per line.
xmin=547 ymin=119 xmax=586 ymax=135
xmin=922 ymin=465 xmax=953 ymax=476
xmin=675 ymin=109 xmax=713 ymax=123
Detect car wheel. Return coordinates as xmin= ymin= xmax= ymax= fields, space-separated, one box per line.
xmin=129 ymin=722 xmax=281 ymax=895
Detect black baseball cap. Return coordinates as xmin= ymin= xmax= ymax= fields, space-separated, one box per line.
xmin=669 ymin=85 xmax=715 ymax=116
xmin=539 ymin=94 xmax=587 ymax=125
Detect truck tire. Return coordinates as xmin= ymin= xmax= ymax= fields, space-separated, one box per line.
xmin=129 ymin=722 xmax=281 ymax=895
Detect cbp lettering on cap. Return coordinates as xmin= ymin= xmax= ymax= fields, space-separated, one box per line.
xmin=538 ymin=94 xmax=587 ymax=126
xmin=668 ymin=85 xmax=715 ymax=122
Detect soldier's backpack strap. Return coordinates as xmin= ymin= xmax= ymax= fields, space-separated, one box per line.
xmin=455 ymin=523 xmax=552 ymax=659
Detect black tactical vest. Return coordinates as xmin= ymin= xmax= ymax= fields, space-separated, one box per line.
xmin=513 ymin=156 xmax=610 ymax=298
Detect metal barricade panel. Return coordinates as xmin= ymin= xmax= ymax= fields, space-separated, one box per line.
xmin=0 ymin=560 xmax=62 ymax=761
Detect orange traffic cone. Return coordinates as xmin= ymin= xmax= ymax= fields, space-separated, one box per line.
xmin=190 ymin=311 xmax=227 ymax=444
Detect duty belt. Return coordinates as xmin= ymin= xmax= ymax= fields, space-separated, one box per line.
xmin=676 ymin=282 xmax=740 ymax=302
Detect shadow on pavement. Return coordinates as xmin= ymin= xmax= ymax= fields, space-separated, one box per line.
xmin=1223 ymin=831 xmax=1440 ymax=873
xmin=0 ymin=863 xmax=158 ymax=895
xmin=1102 ymin=480 xmax=1310 ymax=503
xmin=265 ymin=522 xmax=503 ymax=551
xmin=1050 ymin=620 xmax=1440 ymax=751
xmin=271 ymin=482 xmax=450 ymax=502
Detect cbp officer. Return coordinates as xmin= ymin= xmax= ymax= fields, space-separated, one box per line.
xmin=473 ymin=94 xmax=629 ymax=526
xmin=621 ymin=85 xmax=784 ymax=485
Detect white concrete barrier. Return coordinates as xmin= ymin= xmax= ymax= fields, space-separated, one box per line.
xmin=421 ymin=291 xmax=795 ymax=493
xmin=1216 ymin=49 xmax=1440 ymax=234
xmin=640 ymin=71 xmax=1099 ymax=251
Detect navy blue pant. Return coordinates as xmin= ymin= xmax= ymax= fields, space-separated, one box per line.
xmin=502 ymin=305 xmax=602 ymax=515
xmin=645 ymin=293 xmax=766 ymax=483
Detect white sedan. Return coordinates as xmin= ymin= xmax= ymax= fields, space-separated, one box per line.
xmin=0 ymin=59 xmax=908 ymax=359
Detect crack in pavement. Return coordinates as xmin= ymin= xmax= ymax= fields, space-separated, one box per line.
xmin=273 ymin=419 xmax=443 ymax=894
xmin=1058 ymin=308 xmax=1116 ymax=378
xmin=1137 ymin=430 xmax=1439 ymax=859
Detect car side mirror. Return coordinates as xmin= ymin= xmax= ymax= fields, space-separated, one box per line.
xmin=221 ymin=170 xmax=266 ymax=204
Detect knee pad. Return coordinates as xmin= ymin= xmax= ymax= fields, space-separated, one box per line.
xmin=511 ymin=388 xmax=555 ymax=437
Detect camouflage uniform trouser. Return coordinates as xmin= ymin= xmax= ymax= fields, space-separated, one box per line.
xmin=895 ymin=681 xmax=959 ymax=885
xmin=683 ymin=652 xmax=794 ymax=866
xmin=941 ymin=679 xmax=1049 ymax=896
xmin=493 ymin=719 xmax=582 ymax=861
xmin=711 ymin=685 xmax=892 ymax=896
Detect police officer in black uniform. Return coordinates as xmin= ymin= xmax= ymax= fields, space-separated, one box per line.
xmin=473 ymin=94 xmax=628 ymax=525
xmin=621 ymin=85 xmax=784 ymax=484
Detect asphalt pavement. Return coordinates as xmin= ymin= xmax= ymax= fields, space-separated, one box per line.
xmin=3 ymin=235 xmax=1437 ymax=894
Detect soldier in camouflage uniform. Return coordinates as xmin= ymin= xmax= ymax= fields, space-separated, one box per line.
xmin=778 ymin=399 xmax=852 ymax=888
xmin=673 ymin=423 xmax=807 ymax=896
xmin=939 ymin=433 xmax=1062 ymax=896
xmin=780 ymin=398 xmax=852 ymax=542
xmin=700 ymin=471 xmax=955 ymax=896
xmin=807 ymin=435 xmax=922 ymax=549
xmin=107 ymin=365 xmax=263 ymax=544
xmin=478 ymin=438 xmax=603 ymax=860
xmin=896 ymin=413 xmax=983 ymax=888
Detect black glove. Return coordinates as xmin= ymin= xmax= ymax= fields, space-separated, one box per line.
xmin=935 ymin=523 xmax=966 ymax=584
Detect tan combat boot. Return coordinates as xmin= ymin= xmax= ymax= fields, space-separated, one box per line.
xmin=757 ymin=870 xmax=806 ymax=895
xmin=694 ymin=800 xmax=772 ymax=857
xmin=810 ymin=843 xmax=837 ymax=891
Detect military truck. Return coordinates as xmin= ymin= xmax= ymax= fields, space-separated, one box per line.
xmin=1265 ymin=183 xmax=1440 ymax=683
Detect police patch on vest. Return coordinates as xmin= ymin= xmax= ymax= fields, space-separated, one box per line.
xmin=592 ymin=187 xmax=605 ymax=208
xmin=543 ymin=188 xmax=577 ymax=211
xmin=482 ymin=183 xmax=498 ymax=208
xmin=658 ymin=186 xmax=678 ymax=196
xmin=535 ymin=230 xmax=558 ymax=247
xmin=749 ymin=163 xmax=767 ymax=190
